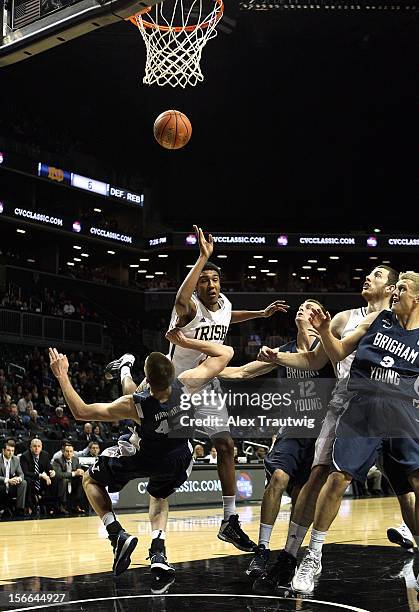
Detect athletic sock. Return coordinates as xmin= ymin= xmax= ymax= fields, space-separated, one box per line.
xmin=222 ymin=496 xmax=236 ymax=521
xmin=102 ymin=512 xmax=122 ymax=536
xmin=120 ymin=366 xmax=131 ymax=384
xmin=151 ymin=529 xmax=166 ymax=541
xmin=308 ymin=528 xmax=327 ymax=554
xmin=284 ymin=521 xmax=309 ymax=558
xmin=258 ymin=523 xmax=273 ymax=549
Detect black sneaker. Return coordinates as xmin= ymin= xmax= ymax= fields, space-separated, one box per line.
xmin=387 ymin=525 xmax=415 ymax=551
xmin=151 ymin=573 xmax=176 ymax=595
xmin=110 ymin=530 xmax=138 ymax=577
xmin=217 ymin=514 xmax=256 ymax=552
xmin=253 ymin=549 xmax=296 ymax=595
xmin=245 ymin=544 xmax=269 ymax=581
xmin=104 ymin=353 xmax=135 ymax=381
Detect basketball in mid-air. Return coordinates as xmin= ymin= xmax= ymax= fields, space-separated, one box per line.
xmin=153 ymin=110 xmax=192 ymax=150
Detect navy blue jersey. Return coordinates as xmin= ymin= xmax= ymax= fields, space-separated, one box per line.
xmin=348 ymin=310 xmax=419 ymax=402
xmin=132 ymin=378 xmax=188 ymax=456
xmin=277 ymin=338 xmax=335 ymax=436
xmin=277 ymin=338 xmax=335 ymax=380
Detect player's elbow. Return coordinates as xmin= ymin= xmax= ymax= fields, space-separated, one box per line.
xmin=223 ymin=346 xmax=234 ymax=362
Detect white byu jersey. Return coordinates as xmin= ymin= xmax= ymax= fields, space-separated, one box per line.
xmin=167 ymin=292 xmax=232 ymax=377
xmin=336 ymin=306 xmax=368 ymax=379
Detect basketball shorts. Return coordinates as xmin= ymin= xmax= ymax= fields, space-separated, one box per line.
xmin=193 ymin=377 xmax=230 ymax=439
xmin=332 ymin=395 xmax=419 ymax=486
xmin=264 ymin=437 xmax=315 ymax=487
xmin=89 ymin=442 xmax=193 ymax=499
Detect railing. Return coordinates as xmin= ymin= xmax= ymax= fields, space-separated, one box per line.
xmin=0 ymin=308 xmax=103 ymax=350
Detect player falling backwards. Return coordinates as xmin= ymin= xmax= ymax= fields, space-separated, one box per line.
xmin=49 ymin=334 xmax=234 ymax=588
xmin=104 ymin=225 xmax=288 ymax=551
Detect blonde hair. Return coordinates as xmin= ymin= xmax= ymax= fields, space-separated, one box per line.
xmin=399 ymin=271 xmax=419 ymax=294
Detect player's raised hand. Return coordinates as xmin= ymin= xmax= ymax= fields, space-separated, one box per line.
xmin=257 ymin=346 xmax=279 ymax=363
xmin=194 ymin=224 xmax=213 ymax=259
xmin=166 ymin=327 xmax=190 ymax=348
xmin=262 ymin=300 xmax=290 ymax=318
xmin=308 ymin=308 xmax=331 ymax=335
xmin=49 ymin=347 xmax=69 ymax=379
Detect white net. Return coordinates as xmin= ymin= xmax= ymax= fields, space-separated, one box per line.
xmin=132 ymin=0 xmax=224 ymax=88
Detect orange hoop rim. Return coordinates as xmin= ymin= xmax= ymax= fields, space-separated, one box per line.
xmin=128 ymin=0 xmax=224 ymax=32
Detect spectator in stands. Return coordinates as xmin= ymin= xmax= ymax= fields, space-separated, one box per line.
xmin=205 ymin=446 xmax=218 ymax=464
xmin=17 ymin=391 xmax=33 ymax=418
xmin=0 ymin=440 xmax=26 ymax=517
xmin=92 ymin=424 xmax=103 ymax=443
xmin=0 ymin=397 xmax=11 ymax=420
xmin=52 ymin=442 xmax=85 ymax=514
xmin=193 ymin=444 xmax=205 ymax=461
xmin=20 ymin=438 xmax=56 ymax=515
xmin=49 ymin=406 xmax=71 ymax=433
xmin=255 ymin=446 xmax=267 ymax=461
xmin=5 ymin=404 xmax=25 ymax=434
xmin=41 ymin=387 xmax=54 ymax=410
xmin=1 ymin=384 xmax=11 ymax=405
xmin=27 ymin=410 xmax=45 ymax=435
xmin=78 ymin=422 xmax=98 ymax=443
xmin=63 ymin=300 xmax=75 ymax=317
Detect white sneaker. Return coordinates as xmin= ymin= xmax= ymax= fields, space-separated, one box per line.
xmin=291 ymin=549 xmax=322 ymax=594
xmin=387 ymin=523 xmax=415 ymax=552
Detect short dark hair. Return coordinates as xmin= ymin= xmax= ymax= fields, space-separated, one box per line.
xmin=88 ymin=441 xmax=100 ymax=448
xmin=63 ymin=442 xmax=74 ymax=450
xmin=145 ymin=352 xmax=175 ymax=392
xmin=201 ymin=261 xmax=221 ymax=276
xmin=3 ymin=440 xmax=15 ymax=449
xmin=61 ymin=439 xmax=70 ymax=449
xmin=378 ymin=265 xmax=399 ymax=286
xmin=304 ymin=298 xmax=326 ymax=314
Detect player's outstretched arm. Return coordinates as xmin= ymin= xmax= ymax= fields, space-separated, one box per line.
xmin=49 ymin=348 xmax=139 ymax=423
xmin=175 ymin=225 xmax=213 ymax=318
xmin=166 ymin=328 xmax=234 ymax=392
xmin=218 ymin=360 xmax=277 ymax=380
xmin=257 ymin=342 xmax=329 ymax=371
xmin=309 ymin=309 xmax=379 ymax=363
xmin=230 ymin=300 xmax=289 ymax=324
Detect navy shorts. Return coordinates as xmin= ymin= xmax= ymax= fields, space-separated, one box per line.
xmin=332 ymin=395 xmax=419 ymax=486
xmin=264 ymin=437 xmax=315 ymax=487
xmin=88 ymin=443 xmax=193 ymax=499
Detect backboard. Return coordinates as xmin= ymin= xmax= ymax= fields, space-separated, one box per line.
xmin=0 ymin=0 xmax=160 ymax=66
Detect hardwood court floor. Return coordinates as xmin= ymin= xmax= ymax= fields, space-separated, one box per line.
xmin=0 ymin=496 xmax=418 ymax=612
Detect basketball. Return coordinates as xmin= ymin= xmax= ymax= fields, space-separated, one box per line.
xmin=153 ymin=110 xmax=192 ymax=150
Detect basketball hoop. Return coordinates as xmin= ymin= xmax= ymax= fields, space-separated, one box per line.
xmin=128 ymin=0 xmax=224 ymax=88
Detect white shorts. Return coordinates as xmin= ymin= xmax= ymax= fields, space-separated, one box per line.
xmin=193 ymin=377 xmax=230 ymax=439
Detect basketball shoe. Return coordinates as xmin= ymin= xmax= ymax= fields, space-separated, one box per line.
xmin=104 ymin=354 xmax=135 ymax=381
xmin=149 ymin=536 xmax=175 ymax=576
xmin=252 ymin=549 xmax=296 ymax=595
xmin=291 ymin=549 xmax=322 ymax=594
xmin=217 ymin=514 xmax=256 ymax=552
xmin=109 ymin=529 xmax=138 ymax=577
xmin=245 ymin=544 xmax=269 ymax=581
xmin=387 ymin=523 xmax=415 ymax=552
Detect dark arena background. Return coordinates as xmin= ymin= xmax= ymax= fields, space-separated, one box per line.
xmin=0 ymin=1 xmax=419 ymax=611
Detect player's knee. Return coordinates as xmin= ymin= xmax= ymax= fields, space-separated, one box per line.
xmin=327 ymin=470 xmax=352 ymax=494
xmin=308 ymin=465 xmax=329 ymax=489
xmin=269 ymin=469 xmax=289 ymax=493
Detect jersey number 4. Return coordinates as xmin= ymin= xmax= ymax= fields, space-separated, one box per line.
xmin=155 ymin=419 xmax=169 ymax=435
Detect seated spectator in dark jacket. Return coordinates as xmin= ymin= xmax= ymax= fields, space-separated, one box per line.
xmin=27 ymin=409 xmax=45 ymax=435
xmin=49 ymin=406 xmax=71 ymax=432
xmin=52 ymin=442 xmax=85 ymax=514
xmin=0 ymin=440 xmax=27 ymax=516
xmin=5 ymin=404 xmax=26 ymax=434
xmin=20 ymin=438 xmax=56 ymax=514
xmin=78 ymin=422 xmax=98 ymax=443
